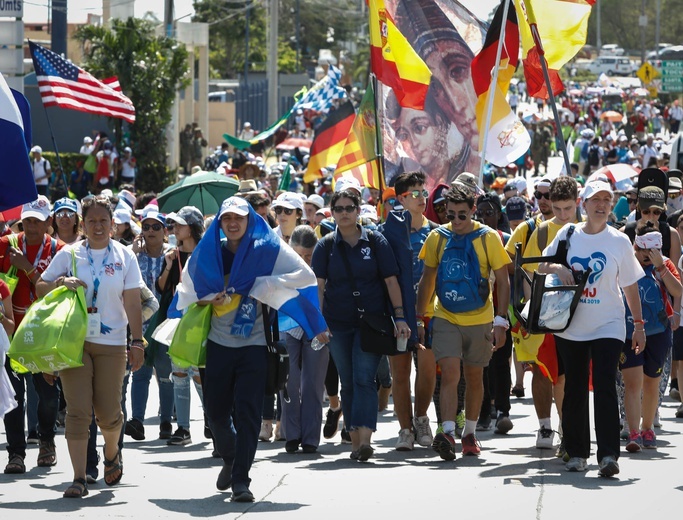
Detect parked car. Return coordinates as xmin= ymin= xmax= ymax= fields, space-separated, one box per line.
xmin=600 ymin=44 xmax=625 ymax=56
xmin=588 ymin=56 xmax=633 ymax=76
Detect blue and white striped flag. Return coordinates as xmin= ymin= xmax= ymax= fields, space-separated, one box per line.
xmin=174 ymin=203 xmax=327 ymax=340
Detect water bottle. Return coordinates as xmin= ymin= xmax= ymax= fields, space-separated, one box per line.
xmin=311 ymin=332 xmax=329 ymax=351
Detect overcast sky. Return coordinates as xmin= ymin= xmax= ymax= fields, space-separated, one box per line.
xmin=22 ymin=0 xmax=498 ymax=24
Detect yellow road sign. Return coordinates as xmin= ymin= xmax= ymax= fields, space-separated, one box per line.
xmin=637 ymin=62 xmax=660 ymax=83
xmin=648 ymin=86 xmax=658 ymax=98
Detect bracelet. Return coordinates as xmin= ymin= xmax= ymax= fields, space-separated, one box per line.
xmin=632 ymin=319 xmax=645 ymax=325
xmin=394 ymin=318 xmax=407 ymax=323
xmin=130 ymin=345 xmax=145 ymax=352
xmin=493 ymin=315 xmax=510 ymax=330
xmin=25 ymin=267 xmax=36 ymax=276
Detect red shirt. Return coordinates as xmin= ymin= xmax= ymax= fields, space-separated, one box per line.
xmin=0 ymin=233 xmax=64 ymax=326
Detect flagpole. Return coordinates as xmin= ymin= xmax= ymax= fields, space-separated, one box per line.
xmin=478 ymin=0 xmax=512 ymax=188
xmin=371 ymin=74 xmax=385 ymax=193
xmin=41 ymin=104 xmax=66 ymax=180
xmin=524 ymin=0 xmax=572 ymax=176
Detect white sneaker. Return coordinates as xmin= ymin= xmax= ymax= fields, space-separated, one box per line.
xmin=565 ymin=457 xmax=587 ymax=472
xmin=412 ymin=416 xmax=434 ymax=447
xmin=536 ymin=427 xmax=555 ymax=449
xmin=653 ymin=410 xmax=662 ymax=428
xmin=258 ymin=421 xmax=273 ymax=442
xmin=395 ymin=428 xmax=415 ymax=451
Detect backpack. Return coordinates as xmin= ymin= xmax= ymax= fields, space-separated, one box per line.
xmin=588 ymin=145 xmax=600 ymax=166
xmin=435 ymin=225 xmax=491 ymax=313
xmin=524 ymin=217 xmax=537 ymax=250
xmin=624 ymin=264 xmax=669 ymax=338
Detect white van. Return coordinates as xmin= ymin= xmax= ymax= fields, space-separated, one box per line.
xmin=600 ymin=44 xmax=625 ymax=56
xmin=588 ymin=56 xmax=633 ymax=76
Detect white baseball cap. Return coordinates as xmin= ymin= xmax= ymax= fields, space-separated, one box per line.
xmin=113 ymin=208 xmax=132 ymax=225
xmin=360 ymin=204 xmax=379 ymax=222
xmin=581 ymin=180 xmax=613 ymax=201
xmin=305 ymin=194 xmax=325 ymax=209
xmin=30 ymin=145 xmax=42 ymax=154
xmin=218 ymin=196 xmax=250 ymax=218
xmin=272 ymin=192 xmax=304 ymax=212
xmin=21 ymin=196 xmax=51 ymax=221
xmin=334 ymin=176 xmax=362 ymax=195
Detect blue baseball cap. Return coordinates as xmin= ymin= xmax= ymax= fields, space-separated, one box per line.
xmin=53 ymin=197 xmax=79 ymax=215
xmin=140 ymin=205 xmax=166 ymax=226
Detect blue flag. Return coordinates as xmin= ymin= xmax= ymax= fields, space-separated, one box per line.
xmin=0 ymin=80 xmax=36 ymax=211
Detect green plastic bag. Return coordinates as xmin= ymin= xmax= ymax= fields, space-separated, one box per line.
xmin=8 ymin=252 xmax=87 ymax=374
xmin=83 ymin=154 xmax=97 ymax=174
xmin=168 ymin=303 xmax=212 ymax=368
xmin=0 ymin=235 xmax=19 ymax=294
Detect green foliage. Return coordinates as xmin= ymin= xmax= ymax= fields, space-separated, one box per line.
xmin=73 ymin=18 xmax=190 ymax=193
xmin=42 ymin=152 xmax=88 ymax=177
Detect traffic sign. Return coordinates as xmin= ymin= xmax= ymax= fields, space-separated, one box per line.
xmin=637 ymin=62 xmax=660 ymax=83
xmin=648 ymin=86 xmax=658 ymax=98
xmin=662 ymin=60 xmax=683 ymax=93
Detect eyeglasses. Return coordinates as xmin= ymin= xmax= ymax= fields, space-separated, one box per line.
xmin=274 ymin=207 xmax=295 ymax=215
xmin=332 ymin=205 xmax=357 ymax=213
xmin=534 ymin=191 xmax=550 ymax=200
xmin=142 ymin=223 xmax=163 ymax=232
xmin=476 ymin=209 xmax=496 ymax=218
xmin=385 ymin=198 xmax=397 ymax=206
xmin=400 ymin=189 xmax=429 ymax=199
xmin=626 ymin=198 xmax=637 ymax=204
xmin=641 ymin=208 xmax=663 ymax=216
xmin=55 ymin=210 xmax=75 ymax=219
xmin=446 ymin=212 xmax=469 ymax=221
xmin=166 ymin=223 xmax=175 ymax=229
xmin=434 ymin=203 xmax=446 ymax=213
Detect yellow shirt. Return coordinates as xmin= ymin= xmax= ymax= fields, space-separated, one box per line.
xmin=419 ymin=221 xmax=511 ymax=326
xmin=504 ymin=215 xmax=544 ymax=259
xmin=523 ymin=220 xmax=567 ymax=272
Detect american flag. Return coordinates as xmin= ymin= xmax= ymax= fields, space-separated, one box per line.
xmin=29 ymin=41 xmax=136 ymax=123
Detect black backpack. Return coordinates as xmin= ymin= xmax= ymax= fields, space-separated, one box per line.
xmin=588 ymin=145 xmax=600 ymax=166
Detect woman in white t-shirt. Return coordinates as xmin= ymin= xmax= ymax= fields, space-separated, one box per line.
xmin=37 ymin=195 xmax=144 ymax=498
xmin=540 ymin=180 xmax=645 ymax=478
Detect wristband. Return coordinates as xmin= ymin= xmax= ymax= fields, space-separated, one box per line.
xmin=493 ymin=315 xmax=510 ymax=330
xmin=394 ymin=318 xmax=407 ymax=323
xmin=393 ymin=306 xmax=403 ymax=312
xmin=25 ymin=267 xmax=36 ymax=276
xmin=632 ymin=319 xmax=645 ymax=325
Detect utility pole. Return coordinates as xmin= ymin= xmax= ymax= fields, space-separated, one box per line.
xmin=596 ymin=0 xmax=601 ymax=51
xmin=245 ymin=1 xmax=250 ymax=86
xmin=655 ymin=0 xmax=661 ymax=59
xmin=267 ymin=0 xmax=279 ymax=122
xmin=296 ymin=0 xmax=300 ymax=73
xmin=164 ymin=0 xmax=174 ymax=38
xmin=51 ymin=0 xmax=67 ymax=56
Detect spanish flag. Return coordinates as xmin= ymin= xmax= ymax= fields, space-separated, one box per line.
xmin=369 ymin=0 xmax=432 ymax=111
xmin=471 ymin=0 xmax=530 ymax=166
xmin=304 ymin=101 xmax=356 ymax=183
xmin=335 ymin=83 xmax=382 ymax=189
xmin=515 ymin=0 xmax=594 ymax=99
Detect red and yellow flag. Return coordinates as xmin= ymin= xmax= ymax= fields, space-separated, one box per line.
xmin=369 ymin=0 xmax=432 ymax=110
xmin=471 ymin=0 xmax=530 ymax=166
xmin=515 ymin=0 xmax=595 ymax=99
xmin=304 ymin=101 xmax=356 ymax=183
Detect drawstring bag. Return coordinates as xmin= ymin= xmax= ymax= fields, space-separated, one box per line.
xmin=512 ymin=225 xmax=591 ymax=335
xmin=167 ymin=303 xmax=212 ymax=368
xmin=0 ymin=236 xmax=19 ymax=294
xmin=9 ymin=251 xmax=87 ymax=373
xmin=263 ymin=304 xmax=290 ymax=402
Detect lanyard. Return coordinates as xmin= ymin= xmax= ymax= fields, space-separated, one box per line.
xmin=20 ymin=235 xmax=46 ymax=270
xmin=86 ymin=240 xmax=112 ymax=312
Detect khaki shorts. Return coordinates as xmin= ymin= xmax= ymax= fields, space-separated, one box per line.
xmin=431 ymin=317 xmax=494 ymax=367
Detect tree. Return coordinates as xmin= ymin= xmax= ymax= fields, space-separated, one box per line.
xmin=74 ymin=18 xmax=190 ymax=192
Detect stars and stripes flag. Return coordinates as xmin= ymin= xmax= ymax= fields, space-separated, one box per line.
xmin=29 ymin=41 xmax=136 ymax=123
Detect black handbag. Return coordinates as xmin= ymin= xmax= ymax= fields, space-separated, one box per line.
xmin=338 ymin=234 xmax=398 ymax=356
xmin=262 ymin=304 xmax=290 ymax=402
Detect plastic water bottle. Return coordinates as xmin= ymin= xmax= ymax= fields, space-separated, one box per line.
xmin=311 ymin=332 xmax=329 ymax=351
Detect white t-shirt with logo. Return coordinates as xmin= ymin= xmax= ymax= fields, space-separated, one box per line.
xmin=543 ymin=223 xmax=644 ymax=342
xmin=41 ymin=239 xmax=143 ymax=346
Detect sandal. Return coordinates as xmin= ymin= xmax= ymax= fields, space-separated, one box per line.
xmin=37 ymin=440 xmax=57 ymax=467
xmin=4 ymin=454 xmax=26 ymax=474
xmin=103 ymin=448 xmax=123 ymax=486
xmin=63 ymin=478 xmax=89 ymax=498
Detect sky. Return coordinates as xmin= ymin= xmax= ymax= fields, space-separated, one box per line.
xmin=22 ymin=0 xmax=498 ymax=25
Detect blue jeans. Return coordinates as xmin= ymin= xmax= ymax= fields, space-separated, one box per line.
xmin=131 ymin=345 xmax=174 ymax=424
xmin=204 ymin=340 xmax=267 ymax=488
xmin=328 ymin=327 xmax=382 ymax=431
xmin=171 ymin=364 xmax=203 ymax=430
xmin=31 ymin=373 xmax=60 ymax=442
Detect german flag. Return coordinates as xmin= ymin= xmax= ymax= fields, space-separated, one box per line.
xmin=471 ymin=0 xmax=529 ymax=166
xmin=304 ymin=101 xmax=355 ymax=183
xmin=335 ymin=83 xmax=378 ymax=180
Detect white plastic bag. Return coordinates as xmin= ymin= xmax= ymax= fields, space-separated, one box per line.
xmin=538 ymin=274 xmax=574 ymax=330
xmin=0 ymin=326 xmax=17 ymax=419
xmin=151 ymin=318 xmax=181 ymax=347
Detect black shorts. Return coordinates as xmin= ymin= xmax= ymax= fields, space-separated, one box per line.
xmin=620 ymin=328 xmax=672 ymax=378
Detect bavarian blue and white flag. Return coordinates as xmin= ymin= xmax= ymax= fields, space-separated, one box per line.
xmin=0 ymin=77 xmax=37 ymax=211
xmin=174 ymin=198 xmax=327 ymax=340
xmin=297 ymin=65 xmax=347 ymax=112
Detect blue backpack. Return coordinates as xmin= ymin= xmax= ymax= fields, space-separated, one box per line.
xmin=624 ymin=264 xmax=669 ymax=338
xmin=435 ymin=226 xmax=491 ymax=313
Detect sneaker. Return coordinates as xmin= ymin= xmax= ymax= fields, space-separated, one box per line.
xmin=565 ymin=457 xmax=587 ymax=472
xmin=258 ymin=421 xmax=273 ymax=442
xmin=395 ymin=428 xmax=415 ymax=451
xmin=476 ymin=415 xmax=492 ymax=431
xmin=653 ymin=411 xmax=661 ymax=428
xmin=323 ymin=407 xmax=343 ymax=439
xmin=598 ymin=455 xmax=620 ymax=477
xmin=124 ymin=418 xmax=145 ymax=441
xmin=625 ymin=431 xmax=642 ymax=453
xmin=455 ymin=411 xmax=465 ymax=439
xmin=159 ymin=421 xmax=173 ymax=440
xmin=432 ymin=432 xmax=456 ymax=461
xmin=555 ymin=440 xmax=569 ymax=461
xmin=536 ymin=427 xmax=555 ymax=449
xmin=340 ymin=428 xmax=352 ymax=444
xmin=461 ymin=433 xmax=481 ymax=456
xmin=412 ymin=415 xmax=434 ymax=447
xmin=167 ymin=427 xmax=191 ymax=446
xmin=27 ymin=431 xmax=39 ymax=445
xmin=670 ymin=388 xmax=682 ymax=402
xmin=620 ymin=425 xmax=630 ymax=441
xmin=494 ymin=414 xmax=514 ymax=435
xmin=676 ymin=403 xmax=683 ymax=418
xmin=641 ymin=428 xmax=657 ymax=449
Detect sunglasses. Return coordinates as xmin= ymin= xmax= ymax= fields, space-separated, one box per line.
xmin=434 ymin=203 xmax=446 ymax=213
xmin=385 ymin=198 xmax=397 ymax=206
xmin=641 ymin=208 xmax=663 ymax=216
xmin=55 ymin=210 xmax=75 ymax=219
xmin=534 ymin=191 xmax=550 ymax=200
xmin=142 ymin=223 xmax=164 ymax=232
xmin=476 ymin=209 xmax=496 ymax=218
xmin=446 ymin=212 xmax=469 ymax=221
xmin=401 ymin=189 xmax=429 ymax=199
xmin=332 ymin=205 xmax=357 ymax=214
xmin=274 ymin=207 xmax=295 ymax=215
xmin=626 ymin=198 xmax=637 ymax=204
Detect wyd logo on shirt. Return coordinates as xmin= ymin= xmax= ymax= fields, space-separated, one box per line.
xmin=105 ymin=263 xmax=115 ymax=276
xmin=569 ymin=252 xmax=607 ymax=286
xmin=360 ymin=247 xmax=371 ymax=260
